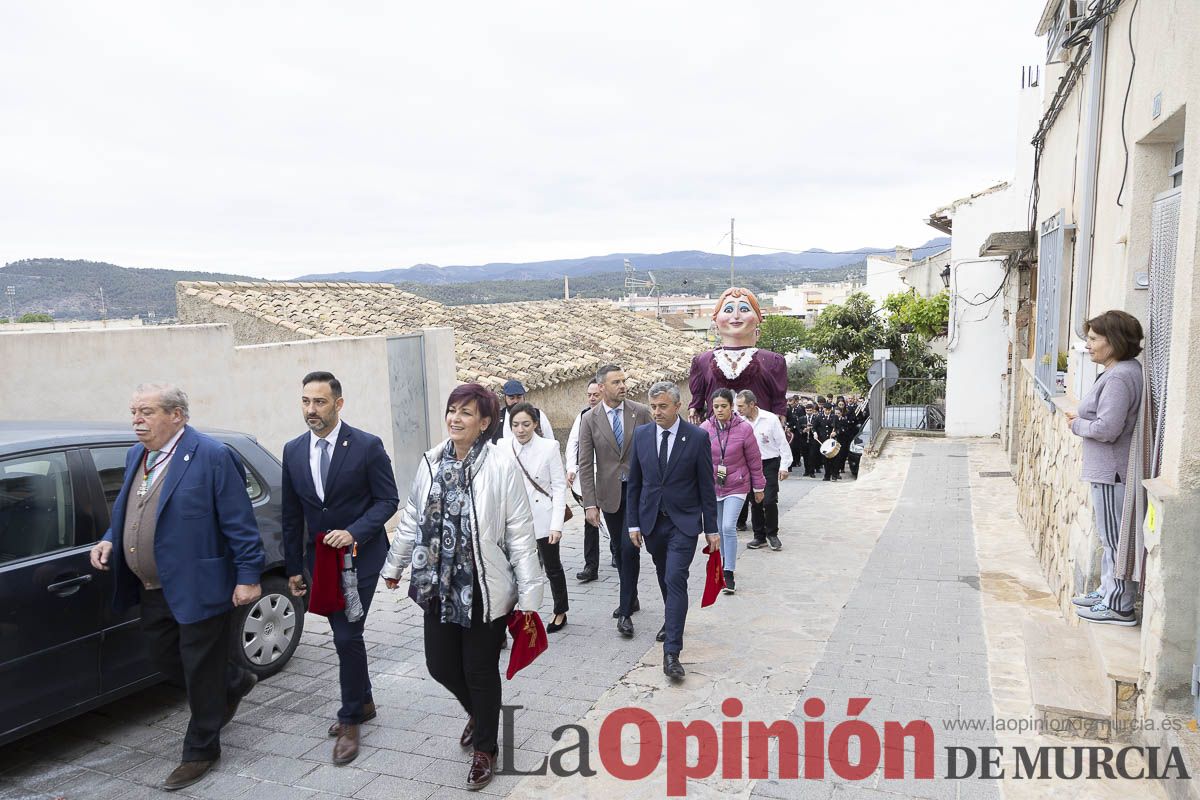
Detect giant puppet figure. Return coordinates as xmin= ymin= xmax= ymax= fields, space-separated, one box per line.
xmin=688 ymin=287 xmax=789 ymax=424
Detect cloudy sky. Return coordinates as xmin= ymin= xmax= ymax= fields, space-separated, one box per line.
xmin=1 ymin=1 xmax=1046 ymax=279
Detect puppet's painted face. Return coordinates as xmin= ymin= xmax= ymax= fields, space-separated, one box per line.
xmin=715 ymin=296 xmax=758 ymax=340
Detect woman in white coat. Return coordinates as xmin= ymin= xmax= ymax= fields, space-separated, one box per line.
xmin=507 ymin=402 xmax=570 ymax=632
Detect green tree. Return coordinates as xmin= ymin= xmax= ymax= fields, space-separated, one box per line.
xmin=814 ymin=369 xmax=857 ymax=396
xmin=758 ymin=314 xmax=807 ymax=355
xmin=807 ymin=291 xmax=946 ymax=390
xmin=883 ymin=290 xmax=950 ymax=338
xmin=17 ymin=312 xmax=53 ymax=323
xmin=786 ymin=357 xmax=820 ymax=390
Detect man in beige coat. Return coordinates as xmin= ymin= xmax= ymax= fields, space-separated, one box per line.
xmin=577 ymin=364 xmax=653 ymax=637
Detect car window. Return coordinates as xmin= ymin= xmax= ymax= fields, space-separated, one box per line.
xmin=90 ymin=447 xmax=129 ymax=518
xmin=244 ymin=466 xmax=265 ymax=503
xmin=94 ymin=445 xmax=264 ymax=507
xmin=0 ymin=452 xmax=76 ymax=565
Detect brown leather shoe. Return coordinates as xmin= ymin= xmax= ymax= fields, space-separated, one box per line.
xmin=332 ymin=724 xmax=360 ymax=766
xmin=459 ymin=716 xmax=475 ymax=748
xmin=163 ymin=759 xmax=216 ymax=791
xmin=466 ymin=750 xmax=494 ymax=791
xmin=327 ymin=702 xmax=376 ymax=737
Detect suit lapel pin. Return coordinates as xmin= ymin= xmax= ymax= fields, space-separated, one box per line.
xmin=183 ymin=454 xmax=191 ymax=462
xmin=342 ymin=440 xmax=348 ymax=447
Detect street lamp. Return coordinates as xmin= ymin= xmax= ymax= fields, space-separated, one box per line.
xmin=939 ymin=266 xmax=951 ymax=289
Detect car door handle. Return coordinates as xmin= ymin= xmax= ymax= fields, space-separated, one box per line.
xmin=47 ymin=574 xmax=93 ymax=595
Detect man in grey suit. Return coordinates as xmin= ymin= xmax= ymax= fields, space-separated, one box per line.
xmin=578 ymin=364 xmax=653 ymax=637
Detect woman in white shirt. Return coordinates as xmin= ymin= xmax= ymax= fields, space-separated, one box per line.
xmin=508 ymin=403 xmax=570 ymax=632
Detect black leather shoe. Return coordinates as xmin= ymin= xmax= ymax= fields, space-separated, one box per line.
xmin=163 ymin=760 xmax=216 ymax=791
xmin=576 ymin=569 xmax=597 ymax=583
xmin=221 ymin=671 xmax=257 ymax=728
xmin=655 ymin=624 xmax=666 ymax=642
xmin=547 ymin=614 xmax=568 ymax=633
xmin=616 ymin=616 xmax=634 ymax=637
xmin=612 ymin=598 xmax=640 ymax=618
xmin=663 ymin=654 xmax=685 ymax=680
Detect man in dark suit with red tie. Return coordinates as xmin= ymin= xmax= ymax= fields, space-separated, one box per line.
xmin=626 ymin=381 xmax=719 ymax=681
xmin=282 ymin=372 xmax=399 ymax=765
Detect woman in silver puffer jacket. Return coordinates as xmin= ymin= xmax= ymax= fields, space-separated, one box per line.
xmin=382 ymin=383 xmax=543 ymax=791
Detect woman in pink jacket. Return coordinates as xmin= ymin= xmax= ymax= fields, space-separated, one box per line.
xmin=700 ymin=388 xmax=765 ymax=594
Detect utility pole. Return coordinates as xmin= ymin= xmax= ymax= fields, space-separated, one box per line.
xmin=98 ymin=286 xmax=108 ymax=320
xmin=563 ymin=276 xmax=569 ymax=300
xmin=4 ymin=286 xmax=14 ymax=322
xmin=729 ymin=217 xmax=735 ymax=287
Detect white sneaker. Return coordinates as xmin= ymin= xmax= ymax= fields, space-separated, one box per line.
xmin=1071 ymin=591 xmax=1102 ymax=608
xmin=1076 ymin=603 xmax=1137 ymax=626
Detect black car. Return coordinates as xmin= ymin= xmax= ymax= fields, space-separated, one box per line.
xmin=0 ymin=421 xmax=306 ymax=747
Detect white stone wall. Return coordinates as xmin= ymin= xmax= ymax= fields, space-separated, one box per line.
xmin=0 ymin=324 xmax=454 ymax=483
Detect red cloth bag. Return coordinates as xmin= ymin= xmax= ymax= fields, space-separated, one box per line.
xmin=308 ymin=532 xmax=346 ymax=616
xmin=701 ymin=543 xmax=725 ymax=607
xmin=505 ymin=610 xmax=548 ymax=679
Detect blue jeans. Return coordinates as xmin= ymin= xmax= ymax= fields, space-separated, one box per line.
xmin=717 ymin=495 xmax=746 ymax=571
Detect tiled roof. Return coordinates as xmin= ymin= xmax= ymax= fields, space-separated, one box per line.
xmin=178 ymin=281 xmax=703 ymax=391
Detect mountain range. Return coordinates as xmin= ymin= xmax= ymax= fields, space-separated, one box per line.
xmin=294 ymin=238 xmax=950 ymax=284
xmin=0 ymin=237 xmax=949 ymax=320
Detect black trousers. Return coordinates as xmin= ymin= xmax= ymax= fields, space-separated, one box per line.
xmin=738 ymin=457 xmax=781 ymax=540
xmin=803 ymin=439 xmax=821 ymax=476
xmin=576 ymin=490 xmax=617 ymax=573
xmin=536 ymin=537 xmax=569 ymax=615
xmin=834 ymin=435 xmax=853 ymax=475
xmin=140 ymin=589 xmax=247 ymax=762
xmin=329 ymin=575 xmax=378 ymax=724
xmin=607 ymin=490 xmax=641 ymax=617
xmin=423 ymin=580 xmax=508 ymax=754
xmin=788 ymin=436 xmax=804 ymax=471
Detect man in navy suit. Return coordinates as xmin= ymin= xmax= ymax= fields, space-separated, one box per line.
xmin=90 ymin=383 xmax=265 ymax=791
xmin=626 ymin=381 xmax=719 ymax=680
xmin=282 ymin=372 xmax=399 ymax=765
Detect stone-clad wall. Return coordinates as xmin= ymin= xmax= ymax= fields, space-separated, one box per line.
xmin=1014 ymin=360 xmax=1099 ymax=615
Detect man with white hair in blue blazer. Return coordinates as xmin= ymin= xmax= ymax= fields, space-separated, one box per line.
xmin=90 ymin=382 xmax=264 ymax=791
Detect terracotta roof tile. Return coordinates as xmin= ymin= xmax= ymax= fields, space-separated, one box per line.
xmin=178 ymin=281 xmax=703 ymax=390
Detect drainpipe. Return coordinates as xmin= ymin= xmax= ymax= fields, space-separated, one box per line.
xmin=1071 ymin=14 xmax=1108 ymax=338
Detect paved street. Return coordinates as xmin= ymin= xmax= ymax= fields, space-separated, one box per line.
xmin=0 ymin=439 xmax=1168 ymax=799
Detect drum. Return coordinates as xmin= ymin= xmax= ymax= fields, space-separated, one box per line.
xmin=820 ymin=437 xmax=841 ymax=459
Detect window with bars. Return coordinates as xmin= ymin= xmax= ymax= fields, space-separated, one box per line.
xmin=1147 ymin=187 xmax=1181 ymax=475
xmin=1034 ymin=211 xmax=1066 ymax=398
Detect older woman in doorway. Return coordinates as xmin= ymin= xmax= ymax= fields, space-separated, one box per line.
xmin=507 ymin=402 xmax=570 ymax=632
xmin=1064 ymin=310 xmax=1145 ymax=626
xmin=382 ymin=383 xmax=544 ymax=790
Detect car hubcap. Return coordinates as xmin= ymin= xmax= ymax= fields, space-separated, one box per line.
xmin=243 ymin=593 xmax=296 ymax=666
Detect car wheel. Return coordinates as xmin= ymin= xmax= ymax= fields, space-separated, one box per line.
xmin=233 ymin=574 xmax=304 ymax=679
